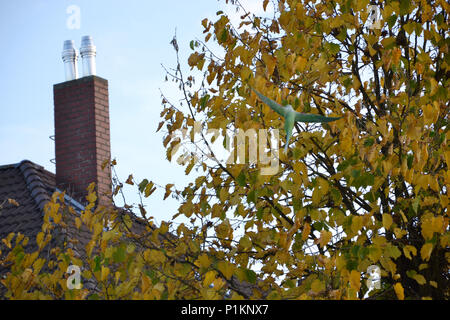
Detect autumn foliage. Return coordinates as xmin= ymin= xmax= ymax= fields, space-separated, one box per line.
xmin=1 ymin=0 xmax=449 ymax=300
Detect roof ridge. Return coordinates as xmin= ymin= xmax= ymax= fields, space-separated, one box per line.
xmin=17 ymin=160 xmax=52 ymax=213
xmin=0 ymin=162 xmax=20 ymax=170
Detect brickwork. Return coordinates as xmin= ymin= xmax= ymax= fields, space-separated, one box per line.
xmin=53 ymin=76 xmax=111 ymax=206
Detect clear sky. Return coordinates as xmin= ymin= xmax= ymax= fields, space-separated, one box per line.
xmin=0 ymin=0 xmax=263 ymax=223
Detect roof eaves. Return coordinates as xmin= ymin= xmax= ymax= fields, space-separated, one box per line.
xmin=55 ymin=188 xmax=85 ymax=212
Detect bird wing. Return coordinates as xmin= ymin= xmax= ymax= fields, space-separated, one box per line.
xmin=251 ymin=87 xmax=287 ymax=118
xmin=294 ymin=112 xmax=341 ymax=123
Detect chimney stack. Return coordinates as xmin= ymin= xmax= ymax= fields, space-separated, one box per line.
xmin=54 ymin=36 xmax=111 ymax=207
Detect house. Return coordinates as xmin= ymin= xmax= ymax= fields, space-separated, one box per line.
xmin=0 ymin=37 xmax=140 ymax=295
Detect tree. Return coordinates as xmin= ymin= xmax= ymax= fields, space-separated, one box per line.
xmin=159 ymin=0 xmax=449 ymax=299
xmin=1 ymin=0 xmax=448 ymax=300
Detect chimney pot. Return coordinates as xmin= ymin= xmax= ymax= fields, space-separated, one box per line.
xmin=80 ymin=35 xmax=97 ymax=77
xmin=61 ymin=40 xmax=78 ymax=81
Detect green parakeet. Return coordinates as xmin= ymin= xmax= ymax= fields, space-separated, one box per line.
xmin=251 ymin=87 xmax=341 ymax=153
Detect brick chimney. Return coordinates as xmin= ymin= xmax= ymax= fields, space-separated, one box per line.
xmin=53 ymin=37 xmax=111 ymax=207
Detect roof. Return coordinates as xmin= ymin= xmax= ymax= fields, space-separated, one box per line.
xmin=0 ymin=161 xmax=256 ymax=298
xmin=0 ymin=160 xmax=55 ymax=252
xmin=0 ymin=160 xmax=93 ymax=269
xmin=0 ymin=160 xmax=146 ymax=259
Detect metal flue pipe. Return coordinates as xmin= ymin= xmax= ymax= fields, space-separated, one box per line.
xmin=62 ymin=40 xmax=79 ymax=81
xmin=80 ymin=36 xmax=97 ymax=77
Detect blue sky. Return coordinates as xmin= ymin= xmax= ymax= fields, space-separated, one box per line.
xmin=0 ymin=0 xmax=265 ymax=223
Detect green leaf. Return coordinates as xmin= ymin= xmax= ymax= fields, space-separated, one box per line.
xmin=138 ymin=179 xmax=149 ymax=193
xmin=364 ymin=191 xmax=375 ymax=202
xmin=256 ymin=207 xmax=263 ymax=220
xmin=351 ymin=245 xmax=360 ymax=257
xmin=244 ymin=269 xmax=257 ymax=284
xmin=353 ymin=172 xmax=374 ymax=188
xmin=220 ymin=28 xmax=228 ymax=43
xmin=407 ymin=153 xmax=414 ymax=169
xmin=247 ymin=190 xmax=256 ymax=204
xmin=313 ymin=221 xmax=324 ymax=231
xmin=93 ymin=255 xmax=102 ymax=272
xmin=399 ymin=0 xmax=411 ymax=15
xmin=200 ymin=94 xmax=210 ymax=110
xmin=359 ymin=247 xmax=369 ymax=260
xmin=386 ymin=15 xmax=397 ymax=29
xmin=236 ymin=171 xmax=246 ymax=187
xmin=346 ymin=258 xmax=358 ymax=271
xmin=326 ymin=42 xmax=340 ymax=55
xmin=364 ymin=137 xmax=375 ymax=147
xmin=113 ymin=246 xmax=126 ymax=263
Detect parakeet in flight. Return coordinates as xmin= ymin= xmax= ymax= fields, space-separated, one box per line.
xmin=251 ymin=87 xmax=341 ymax=153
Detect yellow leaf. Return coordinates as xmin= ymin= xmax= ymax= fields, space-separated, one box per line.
xmin=262 ymin=53 xmax=277 ymax=76
xmin=420 ymin=243 xmax=433 ymax=261
xmin=144 ymin=182 xmax=156 ymax=197
xmin=418 ymin=263 xmax=428 ymax=271
xmin=311 ymin=279 xmax=325 ymax=293
xmin=382 ymin=214 xmax=393 ymax=230
xmin=240 ymin=66 xmax=252 ymax=81
xmin=213 ymin=277 xmax=225 ymax=291
xmin=429 ymin=281 xmax=438 ymax=288
xmin=421 ymin=216 xmax=434 ymax=240
xmin=196 ymin=254 xmax=211 ymax=269
xmin=394 ymin=228 xmax=407 ymax=239
xmin=394 ymin=283 xmax=404 ymax=300
xmin=422 ymin=104 xmax=437 ymax=126
xmin=101 ymin=159 xmax=110 ymax=170
xmin=86 ymin=191 xmax=97 ymax=204
xmin=349 ymin=270 xmax=361 ymax=292
xmin=351 ymin=215 xmax=363 ymax=234
xmin=36 ymin=232 xmax=44 ymax=248
xmin=392 ymin=47 xmax=402 ymax=65
xmin=431 ymin=216 xmax=444 ymax=234
xmin=125 ymin=174 xmax=134 ymax=185
xmin=217 ymin=261 xmax=234 ymax=280
xmin=403 ymin=245 xmax=417 ymax=260
xmin=188 ymin=52 xmax=205 ymax=68
xmin=101 ymin=266 xmax=110 ymax=282
xmin=319 ymin=230 xmax=332 ymax=248
xmin=93 ymin=223 xmax=103 ymax=238
xmin=311 ymin=188 xmax=322 ymax=205
xmin=163 ymin=184 xmax=174 ymax=200
xmin=399 ymin=210 xmax=408 ymax=223
xmin=219 ymin=187 xmax=228 ymax=202
xmin=75 ymin=217 xmax=81 ymax=230
xmin=412 ymin=273 xmax=426 ymax=285
xmin=203 ymin=270 xmax=216 ymax=287
xmin=141 ymin=274 xmax=151 ymax=293
xmin=239 ymin=236 xmax=252 ymax=250
xmin=295 ymin=56 xmax=307 ymax=72
xmin=32 ymin=258 xmax=45 ymax=274
xmin=8 ymin=198 xmax=20 ymax=207
xmin=302 ymin=222 xmax=311 ymax=241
